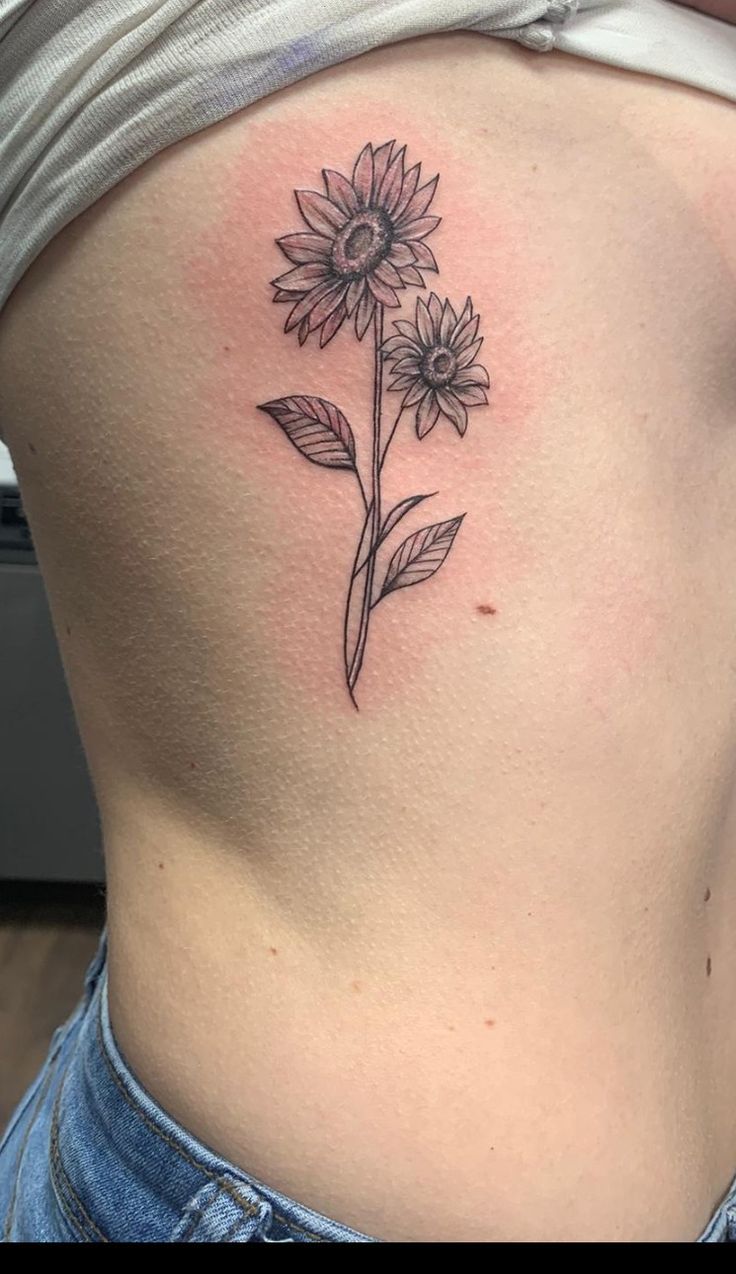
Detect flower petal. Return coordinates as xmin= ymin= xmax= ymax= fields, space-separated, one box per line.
xmin=298 ymin=317 xmax=310 ymax=346
xmin=345 ymin=277 xmax=365 ymax=315
xmin=453 ymin=383 xmax=488 ymax=406
xmin=355 ymin=288 xmax=376 ymax=339
xmin=455 ymin=363 xmax=491 ymax=389
xmin=367 ymin=273 xmax=401 ymax=306
xmin=394 ymin=319 xmax=422 ymax=342
xmin=273 ymin=288 xmax=297 ymax=303
xmin=402 ymin=379 xmax=428 ymax=407
xmin=273 ymin=262 xmax=330 ymax=291
xmin=410 ymin=240 xmax=439 ymax=272
xmin=436 ymin=389 xmax=468 ymax=435
xmin=389 ymin=355 xmax=421 ymax=375
xmin=400 ymin=215 xmax=441 ymax=241
xmin=427 ymin=292 xmax=443 ymax=333
xmin=415 ymin=297 xmax=434 ymax=346
xmin=416 ymin=391 xmax=440 ymax=439
xmin=378 ymin=146 xmax=406 ymax=213
xmin=451 ymin=299 xmax=478 ymax=348
xmin=387 ymin=242 xmax=415 ymax=268
xmin=284 ymin=279 xmax=340 ymax=331
xmin=373 ymin=259 xmax=403 ymax=289
xmin=395 ymin=175 xmax=439 ymax=228
xmin=295 ymin=189 xmax=347 ymax=236
xmin=277 ymin=232 xmax=332 ymax=264
xmin=388 ymin=374 xmax=419 ymax=392
xmin=456 ymin=338 xmax=484 ymax=370
xmin=450 ymin=297 xmax=473 ymax=339
xmin=439 ymin=299 xmax=458 ymax=344
xmin=352 ymin=143 xmax=374 ymax=207
xmin=319 ymin=302 xmax=347 ymax=347
xmin=381 ymin=335 xmax=421 ymax=357
xmin=307 ymin=281 xmax=348 ymax=332
xmin=453 ymin=313 xmax=480 ymax=352
xmin=370 ymin=141 xmax=395 ymax=198
xmin=398 ymin=266 xmax=425 ymax=288
xmin=392 ymin=163 xmax=420 ymax=220
xmin=322 ymin=169 xmax=360 ymax=215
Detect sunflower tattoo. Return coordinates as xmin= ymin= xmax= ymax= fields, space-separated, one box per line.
xmin=259 ymin=141 xmax=491 ymax=708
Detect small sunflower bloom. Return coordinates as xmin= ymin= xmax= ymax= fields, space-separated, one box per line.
xmin=382 ymin=294 xmax=490 ymax=438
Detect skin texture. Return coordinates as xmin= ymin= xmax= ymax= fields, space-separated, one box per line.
xmin=2 ymin=36 xmax=736 ymax=1242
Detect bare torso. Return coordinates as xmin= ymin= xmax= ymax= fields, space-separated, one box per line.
xmin=2 ymin=35 xmax=735 ymax=1242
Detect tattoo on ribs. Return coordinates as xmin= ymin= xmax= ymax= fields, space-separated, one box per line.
xmin=258 ymin=141 xmax=490 ymax=707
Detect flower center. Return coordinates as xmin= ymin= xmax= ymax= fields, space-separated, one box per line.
xmin=331 ymin=209 xmax=392 ymax=279
xmin=420 ymin=345 xmax=458 ymax=389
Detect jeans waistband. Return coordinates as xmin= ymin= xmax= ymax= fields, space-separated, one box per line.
xmin=53 ymin=935 xmax=376 ymax=1243
xmin=697 ymin=1170 xmax=736 ymax=1243
xmin=53 ymin=936 xmax=735 ymax=1243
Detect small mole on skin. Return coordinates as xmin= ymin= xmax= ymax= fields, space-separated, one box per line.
xmin=448 ymin=1025 xmax=455 ymax=1032
xmin=644 ymin=906 xmax=649 ymax=913
xmin=484 ymin=1019 xmax=495 ymax=1028
xmin=706 ymin=956 xmax=712 ymax=977
xmin=158 ymin=862 xmax=164 ymax=870
xmin=65 ymin=624 xmax=72 ymax=637
xmin=477 ymin=604 xmax=497 ymax=616
xmin=704 ymin=887 xmax=711 ymax=903
xmin=223 ymin=345 xmax=231 ymax=351
xmin=351 ymin=980 xmax=362 ymax=992
xmin=189 ymin=761 xmax=197 ymax=770
xmin=28 ymin=442 xmax=37 ymax=455
xmin=269 ymin=946 xmax=278 ymax=956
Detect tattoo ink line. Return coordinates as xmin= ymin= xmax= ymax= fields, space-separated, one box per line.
xmin=346 ymin=307 xmax=384 ymax=701
xmin=258 ymin=140 xmax=491 ymax=706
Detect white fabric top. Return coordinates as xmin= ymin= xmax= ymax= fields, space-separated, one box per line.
xmin=0 ymin=1 xmax=734 ymax=484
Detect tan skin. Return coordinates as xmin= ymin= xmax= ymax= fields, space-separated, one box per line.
xmin=1 ymin=35 xmax=736 ymax=1241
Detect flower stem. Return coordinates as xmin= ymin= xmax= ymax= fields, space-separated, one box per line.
xmin=379 ymin=405 xmax=405 ymax=472
xmin=350 ymin=407 xmax=406 ymax=581
xmin=345 ymin=306 xmax=384 ymax=704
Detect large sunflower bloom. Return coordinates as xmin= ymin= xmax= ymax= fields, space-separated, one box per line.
xmin=272 ymin=141 xmax=440 ymax=347
xmin=382 ymin=294 xmax=490 ymax=438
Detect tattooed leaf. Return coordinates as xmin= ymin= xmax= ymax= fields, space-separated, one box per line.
xmin=379 ymin=493 xmax=436 ymax=546
xmin=258 ymin=395 xmax=356 ymax=469
xmin=380 ymin=515 xmax=465 ymax=598
xmin=354 ymin=493 xmax=437 ymax=576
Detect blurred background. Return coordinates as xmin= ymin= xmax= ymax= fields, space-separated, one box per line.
xmin=0 ymin=442 xmax=104 ymax=1135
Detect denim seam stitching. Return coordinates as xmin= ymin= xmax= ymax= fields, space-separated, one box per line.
xmin=176 ymin=1205 xmax=205 ymax=1244
xmin=96 ymin=1004 xmax=326 ymax=1242
xmin=49 ymin=1074 xmax=108 ymax=1243
xmin=270 ymin=1209 xmax=322 ymax=1240
xmin=47 ymin=1150 xmax=92 ymax=1244
xmin=2 ymin=1054 xmax=60 ymax=1242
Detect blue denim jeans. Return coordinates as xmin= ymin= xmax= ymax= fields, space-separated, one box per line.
xmin=1 ymin=936 xmax=735 ymax=1243
xmin=0 ymin=936 xmax=374 ymax=1243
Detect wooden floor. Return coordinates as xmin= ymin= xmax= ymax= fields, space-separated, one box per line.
xmin=0 ymin=882 xmax=105 ymax=1134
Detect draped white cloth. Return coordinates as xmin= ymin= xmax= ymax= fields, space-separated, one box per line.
xmin=0 ymin=0 xmax=734 ymax=318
